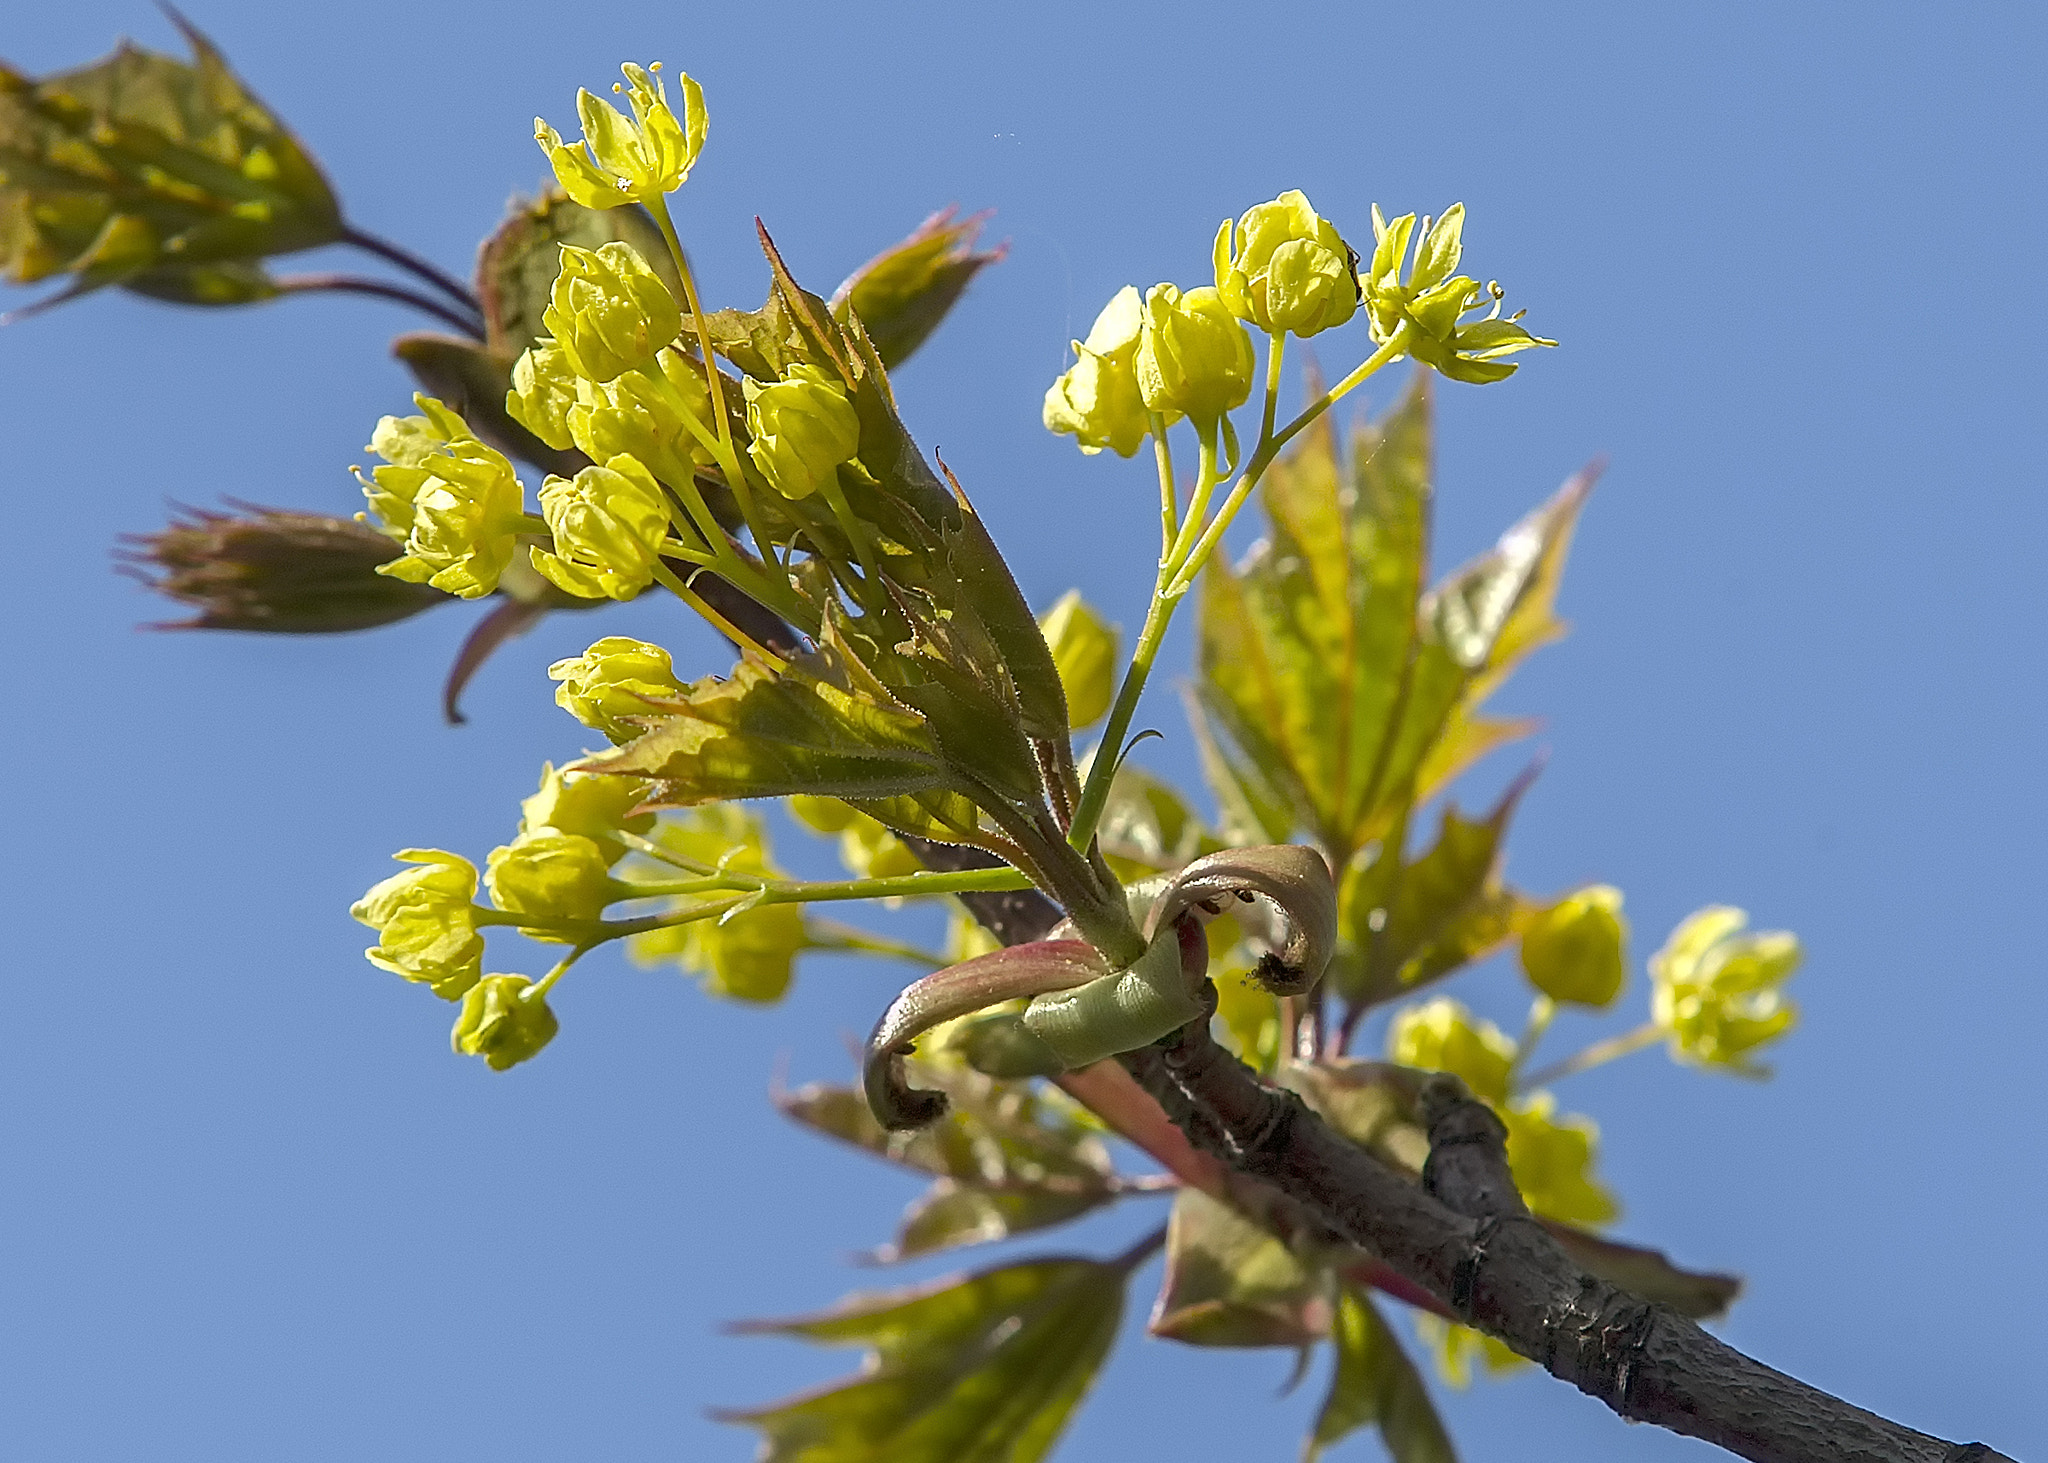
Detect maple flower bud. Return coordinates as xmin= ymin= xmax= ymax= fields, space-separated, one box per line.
xmin=506 ymin=339 xmax=579 ymax=452
xmin=543 ymin=241 xmax=683 ymax=383
xmin=485 ymin=829 xmax=618 ymax=935
xmin=1520 ymin=885 xmax=1629 ymax=1008
xmin=373 ymin=435 xmax=527 ymax=600
xmin=521 ymin=762 xmax=655 ymax=866
xmin=1042 ymin=285 xmax=1152 ymax=458
xmin=350 ymin=849 xmax=485 ymax=1000
xmin=1651 ymin=906 xmax=1801 ymax=1073
xmin=1386 ymin=996 xmax=1515 ymax=1104
xmin=354 ymin=395 xmax=477 ymax=541
xmin=742 ymin=363 xmax=861 ymax=500
xmin=567 ymin=347 xmax=715 ymax=486
xmin=548 ymin=635 xmax=685 ymax=742
xmin=1213 ymin=190 xmax=1359 ymax=338
xmin=535 ymin=61 xmax=707 ymax=208
xmin=1038 ymin=589 xmax=1118 ymax=729
xmin=1135 ymin=283 xmax=1255 ymax=426
xmin=451 ymin=974 xmax=559 ymax=1071
xmin=529 ymin=456 xmax=673 ymax=602
xmin=119 ymin=504 xmax=445 ymax=633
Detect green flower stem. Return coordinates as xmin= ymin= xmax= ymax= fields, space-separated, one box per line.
xmin=814 ymin=469 xmax=884 ymax=601
xmin=530 ymin=942 xmax=592 ymax=998
xmin=660 ymin=473 xmax=815 ymax=634
xmin=516 ymin=513 xmax=552 ymax=534
xmin=649 ymin=559 xmax=788 ymax=666
xmin=802 ymin=917 xmax=950 ymax=969
xmin=1261 ymin=330 xmax=1285 ymax=445
xmin=619 ymin=863 xmax=1037 ymax=905
xmin=1150 ymin=412 xmax=1179 ymax=562
xmin=1510 ymin=994 xmax=1559 ymax=1083
xmin=1067 ymin=581 xmax=1175 ymax=853
xmin=647 ymin=192 xmax=735 ymax=464
xmin=1265 ymin=322 xmax=1412 ymax=459
xmin=660 ymin=537 xmax=715 ymax=566
xmin=1164 ymin=421 xmax=1222 ymax=576
xmin=1519 ymin=1021 xmax=1663 ymax=1091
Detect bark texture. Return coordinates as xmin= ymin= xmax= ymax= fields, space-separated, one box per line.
xmin=907 ymin=840 xmax=2019 ymax=1463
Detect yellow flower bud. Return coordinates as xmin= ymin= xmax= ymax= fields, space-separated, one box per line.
xmin=485 ymin=829 xmax=618 ymax=936
xmin=1135 ymin=283 xmax=1255 ymax=426
xmin=354 ymin=395 xmax=476 ymax=541
xmin=1386 ymin=996 xmax=1515 ymax=1104
xmin=548 ymin=635 xmax=685 ymax=743
xmin=372 ymin=434 xmax=527 ymax=600
xmin=542 ymin=241 xmax=683 ymax=384
xmin=506 ymin=339 xmax=579 ymax=452
xmin=529 ymin=456 xmax=673 ymax=602
xmin=520 ymin=763 xmax=655 ymax=866
xmin=566 ymin=348 xmax=715 ymax=486
xmin=1213 ymin=190 xmax=1359 ymax=338
xmin=1651 ymin=906 xmax=1800 ymax=1074
xmin=534 ymin=61 xmax=707 ymax=208
xmin=1042 ymin=285 xmax=1152 ymax=458
xmin=1038 ymin=589 xmax=1118 ymax=729
xmin=1520 ymin=885 xmax=1629 ymax=1008
xmin=1502 ymin=1093 xmax=1618 ymax=1226
xmin=350 ymin=849 xmax=485 ymax=1000
xmin=742 ymin=363 xmax=861 ymax=500
xmin=451 ymin=974 xmax=559 ymax=1071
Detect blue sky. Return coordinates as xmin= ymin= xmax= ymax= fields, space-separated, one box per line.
xmin=3 ymin=2 xmax=2044 ymax=1459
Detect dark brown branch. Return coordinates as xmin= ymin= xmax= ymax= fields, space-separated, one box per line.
xmin=1128 ymin=1001 xmax=2017 ymax=1463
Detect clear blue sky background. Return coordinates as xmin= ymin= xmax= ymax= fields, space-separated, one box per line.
xmin=3 ymin=3 xmax=2043 ymax=1460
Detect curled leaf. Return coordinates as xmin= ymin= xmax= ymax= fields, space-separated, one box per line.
xmin=1144 ymin=844 xmax=1337 ymax=996
xmin=864 ymin=940 xmax=1108 ymax=1131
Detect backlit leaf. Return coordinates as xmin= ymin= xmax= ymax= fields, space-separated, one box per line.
xmin=1150 ymin=1188 xmax=1332 ymax=1349
xmin=721 ymin=1254 xmax=1131 ymax=1463
xmin=1306 ymin=1286 xmax=1458 ymax=1463
xmin=475 ymin=188 xmax=679 ymax=358
xmin=830 ymin=206 xmax=1002 ymax=368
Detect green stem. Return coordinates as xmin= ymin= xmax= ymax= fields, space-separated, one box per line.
xmin=1266 ymin=322 xmax=1411 ymax=459
xmin=1163 ymin=420 xmax=1221 ymax=578
xmin=647 ymin=193 xmax=735 ymax=465
xmin=1520 ymin=1021 xmax=1663 ymax=1090
xmin=1510 ymin=995 xmax=1558 ymax=1085
xmin=649 ymin=560 xmax=786 ymax=666
xmin=530 ymin=943 xmax=591 ymax=998
xmin=1150 ymin=412 xmax=1178 ymax=563
xmin=802 ymin=917 xmax=950 ymax=969
xmin=1067 ymin=586 xmax=1174 ymax=854
xmin=621 ymin=863 xmax=1037 ymax=905
xmin=1261 ymin=330 xmax=1285 ymax=445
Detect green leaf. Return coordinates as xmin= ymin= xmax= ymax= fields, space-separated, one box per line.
xmin=830 ymin=206 xmax=1002 ymax=368
xmin=1194 ymin=374 xmax=1432 ymax=861
xmin=1281 ymin=1060 xmax=1432 ymax=1178
xmin=1150 ymin=1188 xmax=1331 ymax=1349
xmin=1095 ymin=762 xmax=1210 ymax=881
xmin=1337 ymin=779 xmax=1536 ymax=1009
xmin=475 ymin=188 xmax=678 ymax=359
xmin=579 ymin=625 xmax=958 ymax=806
xmin=1306 ymin=1287 xmax=1458 ymax=1463
xmin=776 ymin=1066 xmax=1118 ymax=1260
xmin=1 ymin=19 xmax=341 ymax=302
xmin=721 ymin=1254 xmax=1131 ymax=1463
xmin=1543 ymin=1222 xmax=1740 ymax=1321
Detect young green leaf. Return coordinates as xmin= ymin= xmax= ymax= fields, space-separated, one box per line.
xmin=1150 ymin=1188 xmax=1332 ymax=1349
xmin=721 ymin=1254 xmax=1134 ymax=1463
xmin=1306 ymin=1286 xmax=1459 ymax=1463
xmin=0 ymin=19 xmax=341 ymax=303
xmin=829 ymin=206 xmax=1003 ymax=369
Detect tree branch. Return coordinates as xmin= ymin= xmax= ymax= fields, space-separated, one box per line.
xmin=907 ymin=838 xmax=2019 ymax=1463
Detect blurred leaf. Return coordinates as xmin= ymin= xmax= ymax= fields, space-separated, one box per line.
xmin=1187 ymin=686 xmax=1295 ymax=845
xmin=777 ymin=1064 xmax=1117 ymax=1260
xmin=630 ymin=805 xmax=804 ymax=1002
xmin=721 ymin=1253 xmax=1132 ymax=1463
xmin=1542 ymin=1222 xmax=1740 ymax=1321
xmin=1150 ymin=1188 xmax=1331 ymax=1349
xmin=1212 ymin=966 xmax=1282 ymax=1073
xmin=1194 ymin=375 xmax=1430 ymax=863
xmin=1412 ymin=1313 xmax=1528 ymax=1390
xmin=476 ymin=188 xmax=678 ymax=358
xmin=1337 ymin=779 xmax=1536 ymax=1009
xmin=830 ymin=206 xmax=1002 ymax=368
xmin=1096 ymin=762 xmax=1210 ymax=880
xmin=1282 ymin=1059 xmax=1431 ymax=1178
xmin=1307 ymin=1286 xmax=1458 ymax=1463
xmin=1 ymin=19 xmax=340 ymax=305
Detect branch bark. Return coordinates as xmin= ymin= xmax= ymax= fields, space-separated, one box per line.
xmin=907 ymin=839 xmax=2018 ymax=1463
